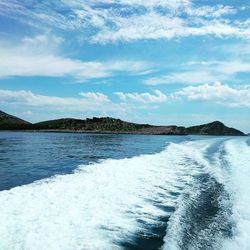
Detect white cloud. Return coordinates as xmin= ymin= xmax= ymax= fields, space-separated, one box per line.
xmin=79 ymin=92 xmax=110 ymax=102
xmin=144 ymin=60 xmax=250 ymax=85
xmin=184 ymin=5 xmax=237 ymax=18
xmin=215 ymin=61 xmax=250 ymax=75
xmin=114 ymin=89 xmax=167 ymax=103
xmin=0 ymin=0 xmax=248 ymax=43
xmin=86 ymin=1 xmax=247 ymax=43
xmin=0 ymin=89 xmax=129 ymax=113
xmin=22 ymin=34 xmax=63 ymax=45
xmin=144 ymin=71 xmax=227 ymax=85
xmin=91 ymin=0 xmax=191 ymax=8
xmin=91 ymin=14 xmax=186 ymax=43
xmin=175 ymin=82 xmax=250 ymax=108
xmin=92 ymin=12 xmax=247 ymax=43
xmin=0 ymin=35 xmax=150 ymax=80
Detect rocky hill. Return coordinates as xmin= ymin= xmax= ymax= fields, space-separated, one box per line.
xmin=34 ymin=117 xmax=152 ymax=132
xmin=33 ymin=118 xmax=245 ymax=135
xmin=186 ymin=121 xmax=244 ymax=136
xmin=0 ymin=110 xmax=245 ymax=136
xmin=0 ymin=110 xmax=31 ymax=130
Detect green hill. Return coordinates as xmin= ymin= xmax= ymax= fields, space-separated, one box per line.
xmin=0 ymin=110 xmax=31 ymax=130
xmin=186 ymin=121 xmax=244 ymax=136
xmin=34 ymin=117 xmax=151 ymax=132
xmin=0 ymin=111 xmax=245 ymax=136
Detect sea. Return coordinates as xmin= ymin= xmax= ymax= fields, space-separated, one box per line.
xmin=0 ymin=132 xmax=249 ymax=250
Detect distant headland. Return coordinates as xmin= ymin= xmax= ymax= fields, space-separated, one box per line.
xmin=0 ymin=110 xmax=245 ymax=136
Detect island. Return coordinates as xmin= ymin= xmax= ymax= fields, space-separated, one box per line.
xmin=0 ymin=110 xmax=245 ymax=136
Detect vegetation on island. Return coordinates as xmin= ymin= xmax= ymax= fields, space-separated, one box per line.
xmin=0 ymin=110 xmax=245 ymax=136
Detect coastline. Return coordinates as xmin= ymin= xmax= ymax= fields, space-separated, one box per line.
xmin=0 ymin=111 xmax=246 ymax=136
xmin=0 ymin=129 xmax=187 ymax=136
xmin=0 ymin=130 xmax=246 ymax=136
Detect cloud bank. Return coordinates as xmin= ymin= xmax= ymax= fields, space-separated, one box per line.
xmin=0 ymin=35 xmax=150 ymax=80
xmin=175 ymin=82 xmax=250 ymax=108
xmin=0 ymin=0 xmax=249 ymax=43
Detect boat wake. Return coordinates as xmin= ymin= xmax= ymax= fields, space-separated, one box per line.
xmin=0 ymin=137 xmax=249 ymax=250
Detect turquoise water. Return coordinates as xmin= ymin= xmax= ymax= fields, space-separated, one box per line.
xmin=0 ymin=132 xmax=249 ymax=250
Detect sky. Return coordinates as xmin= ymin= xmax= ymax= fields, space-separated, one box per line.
xmin=0 ymin=0 xmax=249 ymax=132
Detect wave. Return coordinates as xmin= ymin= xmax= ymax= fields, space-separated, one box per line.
xmin=221 ymin=139 xmax=250 ymax=250
xmin=162 ymin=138 xmax=234 ymax=250
xmin=0 ymin=137 xmax=249 ymax=249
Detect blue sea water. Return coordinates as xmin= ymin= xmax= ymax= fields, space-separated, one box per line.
xmin=0 ymin=132 xmax=189 ymax=191
xmin=0 ymin=132 xmax=249 ymax=250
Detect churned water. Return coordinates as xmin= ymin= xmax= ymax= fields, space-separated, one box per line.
xmin=0 ymin=132 xmax=249 ymax=250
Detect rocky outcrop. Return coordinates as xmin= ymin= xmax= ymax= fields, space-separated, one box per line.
xmin=34 ymin=117 xmax=152 ymax=132
xmin=0 ymin=110 xmax=31 ymax=130
xmin=186 ymin=121 xmax=244 ymax=136
xmin=0 ymin=111 xmax=245 ymax=136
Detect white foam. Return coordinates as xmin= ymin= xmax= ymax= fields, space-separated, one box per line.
xmin=162 ymin=137 xmax=235 ymax=250
xmin=222 ymin=139 xmax=250 ymax=250
xmin=0 ymin=140 xmax=211 ymax=250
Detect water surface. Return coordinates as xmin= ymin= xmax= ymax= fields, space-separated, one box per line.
xmin=0 ymin=132 xmax=249 ymax=250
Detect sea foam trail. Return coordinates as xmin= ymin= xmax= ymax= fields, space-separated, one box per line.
xmin=0 ymin=140 xmax=211 ymax=250
xmin=162 ymin=138 xmax=234 ymax=250
xmin=222 ymin=139 xmax=250 ymax=250
xmin=161 ymin=137 xmax=250 ymax=250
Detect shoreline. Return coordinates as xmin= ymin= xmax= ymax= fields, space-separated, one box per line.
xmin=0 ymin=111 xmax=246 ymax=136
xmin=0 ymin=129 xmax=187 ymax=136
xmin=0 ymin=130 xmax=246 ymax=136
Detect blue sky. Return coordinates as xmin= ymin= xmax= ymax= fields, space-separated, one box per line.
xmin=0 ymin=0 xmax=249 ymax=132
